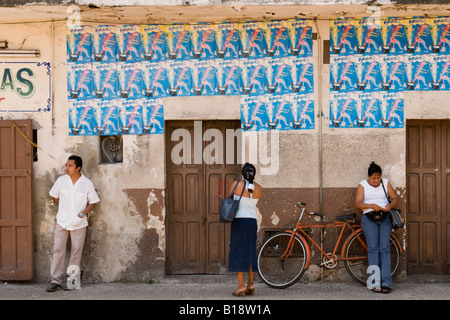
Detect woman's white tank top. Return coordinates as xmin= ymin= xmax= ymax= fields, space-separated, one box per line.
xmin=360 ymin=178 xmax=389 ymax=214
xmin=232 ymin=180 xmax=259 ymax=219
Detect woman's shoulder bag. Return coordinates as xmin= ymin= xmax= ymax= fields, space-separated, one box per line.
xmin=381 ymin=180 xmax=404 ymax=229
xmin=219 ymin=180 xmax=245 ymax=223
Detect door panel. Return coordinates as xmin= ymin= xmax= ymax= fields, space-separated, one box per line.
xmin=0 ymin=119 xmax=33 ymax=280
xmin=406 ymin=120 xmax=449 ymax=274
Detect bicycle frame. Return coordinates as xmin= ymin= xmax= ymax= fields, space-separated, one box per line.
xmin=283 ymin=220 xmax=366 ymax=270
xmin=280 ymin=205 xmax=402 ymax=270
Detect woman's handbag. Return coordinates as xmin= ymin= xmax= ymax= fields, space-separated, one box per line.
xmin=389 ymin=208 xmax=404 ymax=230
xmin=381 ymin=180 xmax=404 ymax=229
xmin=219 ymin=180 xmax=245 ymax=223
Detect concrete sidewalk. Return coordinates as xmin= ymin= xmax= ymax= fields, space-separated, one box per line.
xmin=0 ymin=275 xmax=449 ymax=300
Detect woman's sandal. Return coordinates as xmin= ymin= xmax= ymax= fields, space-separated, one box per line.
xmin=371 ymin=287 xmax=382 ymax=293
xmin=246 ymin=287 xmax=255 ymax=296
xmin=232 ymin=288 xmax=247 ymax=297
xmin=381 ymin=286 xmax=392 ymax=294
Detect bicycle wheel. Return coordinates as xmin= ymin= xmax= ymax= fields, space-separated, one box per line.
xmin=257 ymin=232 xmax=307 ymax=289
xmin=343 ymin=231 xmax=401 ymax=286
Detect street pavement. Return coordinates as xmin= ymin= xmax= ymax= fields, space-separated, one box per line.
xmin=1 ymin=275 xmax=448 ymax=318
xmin=0 ymin=274 xmax=449 ymax=300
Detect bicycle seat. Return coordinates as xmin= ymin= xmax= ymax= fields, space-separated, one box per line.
xmin=336 ymin=214 xmax=356 ymax=221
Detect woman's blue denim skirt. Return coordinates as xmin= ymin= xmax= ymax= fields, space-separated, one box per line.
xmin=228 ymin=218 xmax=258 ymax=272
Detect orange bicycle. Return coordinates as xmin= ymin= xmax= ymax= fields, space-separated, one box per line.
xmin=257 ymin=202 xmax=402 ymax=289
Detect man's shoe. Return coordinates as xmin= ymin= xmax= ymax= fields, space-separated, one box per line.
xmin=46 ymin=283 xmax=61 ymax=292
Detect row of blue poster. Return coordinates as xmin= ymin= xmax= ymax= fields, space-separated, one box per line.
xmin=330 ymin=16 xmax=450 ymax=56
xmin=67 ymin=21 xmax=313 ymax=64
xmin=69 ymin=98 xmax=164 ymax=136
xmin=330 ymin=92 xmax=403 ymax=128
xmin=331 ymin=54 xmax=450 ymax=92
xmin=67 ymin=57 xmax=314 ymax=100
xmin=240 ymin=93 xmax=314 ymax=131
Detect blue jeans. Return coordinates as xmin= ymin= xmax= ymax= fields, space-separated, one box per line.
xmin=361 ymin=214 xmax=392 ymax=289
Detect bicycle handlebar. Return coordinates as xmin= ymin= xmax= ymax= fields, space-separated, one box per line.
xmin=296 ymin=201 xmax=323 ymax=222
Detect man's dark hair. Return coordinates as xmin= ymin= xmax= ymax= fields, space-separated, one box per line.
xmin=368 ymin=161 xmax=382 ymax=177
xmin=69 ymin=155 xmax=83 ymax=171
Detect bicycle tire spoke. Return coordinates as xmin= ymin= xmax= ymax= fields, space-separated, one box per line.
xmin=257 ymin=233 xmax=307 ymax=289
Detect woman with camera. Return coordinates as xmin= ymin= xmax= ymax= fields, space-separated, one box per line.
xmin=227 ymin=163 xmax=262 ymax=297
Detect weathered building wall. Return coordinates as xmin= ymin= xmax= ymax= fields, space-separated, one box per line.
xmin=0 ymin=2 xmax=449 ymax=283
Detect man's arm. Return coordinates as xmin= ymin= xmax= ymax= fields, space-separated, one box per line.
xmin=77 ymin=203 xmax=97 ymax=218
xmin=52 ymin=197 xmax=59 ymax=206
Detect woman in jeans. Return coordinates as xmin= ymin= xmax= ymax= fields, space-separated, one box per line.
xmin=355 ymin=162 xmax=398 ymax=293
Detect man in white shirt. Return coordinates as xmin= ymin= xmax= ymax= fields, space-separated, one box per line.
xmin=46 ymin=155 xmax=100 ymax=292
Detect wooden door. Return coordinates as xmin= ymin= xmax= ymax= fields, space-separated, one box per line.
xmin=406 ymin=120 xmax=449 ymax=274
xmin=166 ymin=120 xmax=241 ymax=274
xmin=0 ymin=119 xmax=34 ymax=280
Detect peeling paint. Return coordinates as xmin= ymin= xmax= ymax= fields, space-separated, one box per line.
xmin=146 ymin=190 xmax=165 ymax=253
xmin=270 ymin=212 xmax=280 ymax=225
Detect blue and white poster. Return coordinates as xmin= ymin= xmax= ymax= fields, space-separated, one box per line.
xmin=354 ymin=92 xmax=382 ymax=128
xmin=289 ymin=93 xmax=315 ymax=129
xmin=67 ymin=26 xmax=92 ymax=63
xmin=240 ymin=96 xmax=267 ymax=131
xmin=429 ymin=54 xmax=450 ymax=90
xmin=166 ymin=61 xmax=192 ymax=96
xmin=287 ymin=19 xmax=313 ymax=57
xmin=289 ymin=57 xmax=314 ymax=94
xmin=329 ymin=92 xmax=357 ymax=128
xmin=213 ymin=22 xmax=240 ymax=59
xmin=378 ymin=55 xmax=405 ymax=91
xmin=141 ymin=61 xmax=168 ymax=98
xmin=240 ymin=59 xmax=266 ymax=96
xmin=330 ymin=56 xmax=358 ymax=92
xmin=118 ymin=99 xmax=143 ymax=135
xmin=379 ymin=92 xmax=404 ymax=128
xmin=265 ymin=95 xmax=291 ymax=130
xmin=116 ymin=25 xmax=141 ymax=63
xmin=355 ymin=56 xmax=383 ymax=91
xmin=142 ymin=99 xmax=164 ymax=134
xmin=91 ymin=25 xmax=117 ymax=63
xmin=214 ymin=59 xmax=240 ymax=95
xmin=190 ymin=60 xmax=216 ymax=96
xmin=239 ymin=22 xmax=266 ymax=59
xmin=92 ymin=63 xmax=118 ymax=100
xmin=93 ymin=100 xmax=119 ymax=135
xmin=67 ymin=64 xmax=93 ymax=100
xmin=140 ymin=25 xmax=167 ymax=62
xmin=69 ymin=100 xmax=95 ymax=136
xmin=330 ymin=19 xmax=358 ymax=55
xmin=190 ymin=24 xmax=215 ymax=60
xmin=263 ymin=20 xmax=290 ymax=58
xmin=117 ymin=62 xmax=143 ymax=99
xmin=404 ymin=55 xmax=432 ymax=90
xmin=165 ymin=24 xmax=191 ymax=61
xmin=264 ymin=58 xmax=291 ymax=95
